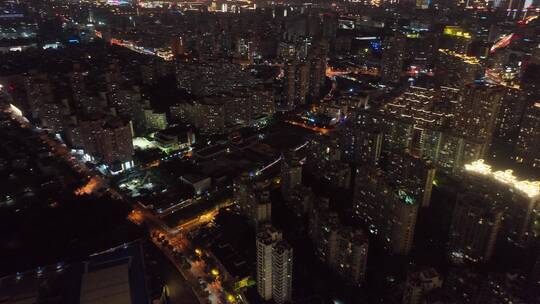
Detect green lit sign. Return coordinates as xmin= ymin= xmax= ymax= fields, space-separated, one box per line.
xmin=398 ymin=190 xmax=415 ymax=205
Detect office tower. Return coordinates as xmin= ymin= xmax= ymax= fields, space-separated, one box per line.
xmin=448 ymin=193 xmax=503 ymax=263
xmin=256 ymin=226 xmax=293 ymax=303
xmin=280 ymin=151 xmax=303 ymax=198
xmin=354 ymin=167 xmax=419 ymax=255
xmin=284 ymin=15 xmax=308 ymax=42
xmin=380 ymin=35 xmax=405 ymax=83
xmin=403 ymin=268 xmax=443 ymax=304
xmin=514 ymin=102 xmax=540 ymax=168
xmin=498 ymin=0 xmax=531 ymax=18
xmin=521 ymin=63 xmax=540 ymax=100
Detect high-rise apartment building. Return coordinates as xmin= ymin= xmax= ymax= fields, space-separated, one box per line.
xmin=272 ymin=240 xmax=293 ymax=304
xmin=339 ymin=109 xmax=383 ymax=165
xmin=380 ymin=35 xmax=406 ymax=83
xmin=256 ymin=226 xmax=293 ymax=304
xmin=514 ymin=102 xmax=540 ymax=168
xmin=283 ymin=61 xmax=310 ymax=109
xmin=494 ymin=88 xmax=528 ymax=144
xmin=381 ymin=150 xmax=436 ymax=207
xmin=455 ymin=83 xmax=504 ymax=145
xmin=309 ymin=205 xmax=369 ymax=285
xmin=435 ymin=49 xmax=482 ymax=86
xmin=448 ymin=193 xmax=503 ymax=263
xmin=78 ymin=116 xmax=134 ymax=168
xmin=233 ymin=174 xmax=272 ymax=227
xmin=354 ymin=167 xmax=419 ymax=255
xmin=463 ymin=159 xmax=540 ymax=246
xmin=403 ymin=268 xmax=443 ymax=304
xmin=280 ymin=151 xmax=303 ymax=199
xmin=194 ymin=97 xmax=225 ymax=134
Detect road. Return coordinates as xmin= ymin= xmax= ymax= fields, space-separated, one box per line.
xmin=4 ymin=104 xmax=240 ymax=304
xmin=146 ymin=242 xmax=199 ymax=304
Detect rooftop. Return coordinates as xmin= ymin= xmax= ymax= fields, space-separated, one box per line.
xmin=464 ymin=159 xmax=540 ymax=198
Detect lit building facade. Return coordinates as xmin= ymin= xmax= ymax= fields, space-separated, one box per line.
xmin=256 ymin=226 xmax=293 ymax=304
xmin=463 ymin=159 xmax=540 ymax=246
